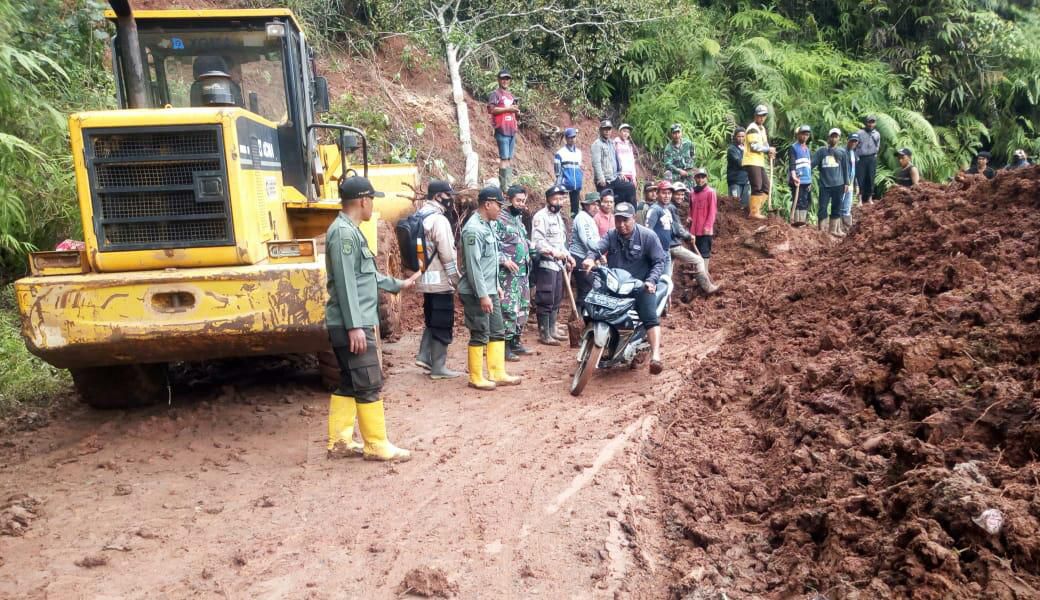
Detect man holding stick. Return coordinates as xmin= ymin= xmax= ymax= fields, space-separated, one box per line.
xmin=742 ymin=105 xmax=776 ymax=219
xmin=788 ymin=125 xmax=812 ymax=226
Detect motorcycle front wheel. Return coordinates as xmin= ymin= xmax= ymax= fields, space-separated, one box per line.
xmin=570 ymin=332 xmax=605 ymax=397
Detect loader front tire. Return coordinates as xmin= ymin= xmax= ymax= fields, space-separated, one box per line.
xmin=70 ymin=364 xmax=168 ymax=409
xmin=375 ymin=219 xmax=402 ymax=341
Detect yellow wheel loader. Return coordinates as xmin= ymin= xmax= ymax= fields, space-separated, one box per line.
xmin=13 ymin=3 xmax=417 ymax=408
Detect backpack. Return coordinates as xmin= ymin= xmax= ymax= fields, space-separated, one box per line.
xmin=395 ymin=207 xmax=435 ymax=272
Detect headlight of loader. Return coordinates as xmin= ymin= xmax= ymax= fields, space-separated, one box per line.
xmin=267 ymin=239 xmax=316 ymax=263
xmin=29 ymin=250 xmax=90 ymax=276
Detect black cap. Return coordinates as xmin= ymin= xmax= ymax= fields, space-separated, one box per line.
xmin=506 ymin=184 xmax=526 ymax=198
xmin=544 ymin=184 xmax=567 ymax=198
xmin=599 ymin=119 xmax=613 ymax=129
xmin=339 ymin=176 xmax=385 ymax=202
xmin=600 ymin=188 xmax=615 ymax=199
xmin=497 ymin=69 xmax=511 ymax=79
xmin=427 ymin=180 xmax=456 ymax=199
xmin=897 ymin=147 xmax=912 ymax=157
xmin=644 ymin=181 xmax=656 ymax=191
xmin=978 ymin=151 xmax=991 ymax=159
xmin=478 ymin=186 xmax=507 ymax=205
xmin=614 ymin=202 xmax=636 ymax=218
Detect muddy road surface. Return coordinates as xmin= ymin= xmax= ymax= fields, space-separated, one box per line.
xmin=0 ymin=324 xmax=722 ymax=599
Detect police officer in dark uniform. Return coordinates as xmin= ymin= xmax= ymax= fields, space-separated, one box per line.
xmin=325 ymin=176 xmax=420 ymax=462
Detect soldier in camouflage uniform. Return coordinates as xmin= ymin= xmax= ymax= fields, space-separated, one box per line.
xmin=663 ymin=123 xmax=695 ymax=186
xmin=496 ymin=185 xmax=533 ymax=361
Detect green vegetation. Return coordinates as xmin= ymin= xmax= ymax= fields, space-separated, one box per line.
xmin=0 ymin=285 xmax=69 ymax=414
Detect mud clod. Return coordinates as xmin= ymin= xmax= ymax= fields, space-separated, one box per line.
xmin=397 ymin=566 xmax=458 ymax=598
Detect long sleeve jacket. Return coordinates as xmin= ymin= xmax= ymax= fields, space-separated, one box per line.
xmin=585 ymin=225 xmax=667 ymax=286
xmin=688 ymin=187 xmax=718 ymax=236
xmin=531 ymin=207 xmax=568 ymax=272
xmin=568 ymin=210 xmax=601 ymax=261
xmin=590 ymin=136 xmax=618 ymax=184
xmin=812 ymin=146 xmax=852 ymax=188
xmin=458 ymin=212 xmax=500 ymax=298
xmin=325 ymin=213 xmax=403 ymax=340
xmin=414 ymin=201 xmax=460 ymax=294
xmin=613 ymin=137 xmax=638 ymax=180
xmin=663 ymin=140 xmax=695 ymax=179
xmin=495 ymin=210 xmax=531 ymax=274
xmin=742 ymin=123 xmax=770 ymax=168
xmin=854 ymin=128 xmax=881 ymax=157
xmin=553 ymin=144 xmax=584 ymax=191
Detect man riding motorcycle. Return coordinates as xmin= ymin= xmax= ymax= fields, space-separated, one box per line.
xmin=581 ymin=202 xmax=668 ymax=374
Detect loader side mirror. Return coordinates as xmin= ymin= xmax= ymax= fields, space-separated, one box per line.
xmin=340 ymin=133 xmax=360 ymax=154
xmin=313 ymin=77 xmax=330 ymax=114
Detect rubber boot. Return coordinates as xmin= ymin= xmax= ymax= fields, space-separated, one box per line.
xmin=702 ymin=258 xmax=711 ymax=278
xmin=841 ymin=215 xmax=852 ymax=234
xmin=504 ymin=339 xmax=521 ymax=362
xmin=538 ymin=314 xmax=559 ymax=346
xmin=696 ymin=270 xmax=721 ymax=295
xmin=792 ymin=209 xmax=807 ymax=226
xmin=549 ymin=310 xmax=567 ymax=341
xmin=327 ymin=394 xmax=363 ymax=458
xmin=499 ymin=167 xmax=511 ymax=191
xmin=829 ymin=218 xmax=846 ymax=238
xmin=818 ymin=217 xmax=827 ymax=231
xmin=414 ymin=328 xmax=432 ymax=371
xmin=467 ymin=345 xmax=497 ymax=390
xmin=512 ymin=335 xmax=533 ymax=356
xmin=749 ymin=194 xmax=767 ymax=220
xmin=487 ymin=340 xmax=522 ymax=385
xmin=355 ymin=400 xmax=411 ymax=462
xmin=429 ymin=339 xmax=462 ymax=380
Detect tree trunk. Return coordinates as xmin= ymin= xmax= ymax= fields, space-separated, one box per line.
xmin=444 ymin=43 xmax=479 ymax=188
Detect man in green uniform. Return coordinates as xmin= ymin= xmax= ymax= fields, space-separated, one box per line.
xmin=496 ymin=185 xmax=533 ymax=361
xmin=662 ymin=123 xmax=695 ymax=186
xmin=325 ymin=176 xmax=420 ymax=462
xmin=459 ymin=186 xmax=523 ymax=390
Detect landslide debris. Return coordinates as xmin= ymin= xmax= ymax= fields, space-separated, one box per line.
xmin=658 ymin=168 xmax=1040 ymax=598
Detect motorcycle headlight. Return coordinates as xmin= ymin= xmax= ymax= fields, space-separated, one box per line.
xmin=618 ymin=280 xmax=636 ymax=296
xmin=603 ymin=270 xmax=620 ymax=294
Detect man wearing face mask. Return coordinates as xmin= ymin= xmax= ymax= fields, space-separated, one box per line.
xmin=531 ymin=185 xmax=575 ymax=345
xmin=496 ymin=185 xmax=534 ymax=361
xmin=414 ymin=180 xmax=463 ymax=380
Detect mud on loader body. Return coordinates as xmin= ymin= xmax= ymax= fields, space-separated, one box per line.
xmin=13 ymin=6 xmax=415 ymax=408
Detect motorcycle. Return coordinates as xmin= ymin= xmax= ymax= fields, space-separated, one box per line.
xmin=569 ymin=266 xmax=673 ymax=396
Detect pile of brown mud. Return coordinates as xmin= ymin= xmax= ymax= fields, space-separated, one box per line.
xmin=657 ymin=169 xmax=1040 ymax=598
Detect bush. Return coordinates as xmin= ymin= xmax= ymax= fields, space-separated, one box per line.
xmin=0 ymin=285 xmax=69 ymax=415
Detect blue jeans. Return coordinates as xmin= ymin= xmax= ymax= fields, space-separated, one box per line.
xmin=494 ymin=132 xmax=515 ymax=160
xmin=729 ymin=182 xmax=750 ymax=208
xmin=819 ymin=186 xmax=844 ymax=220
xmin=841 ymin=188 xmax=853 ymax=217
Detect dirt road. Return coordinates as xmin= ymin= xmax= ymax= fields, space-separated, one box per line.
xmin=0 ymin=323 xmax=722 ymax=599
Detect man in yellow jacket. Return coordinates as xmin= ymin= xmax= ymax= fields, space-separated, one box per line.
xmin=742 ymin=105 xmax=777 ymax=219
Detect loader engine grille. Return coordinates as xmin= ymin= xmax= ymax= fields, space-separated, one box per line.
xmin=84 ymin=126 xmax=234 ymax=251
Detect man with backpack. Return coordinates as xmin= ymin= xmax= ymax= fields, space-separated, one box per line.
xmin=487 ymin=69 xmax=520 ymax=190
xmin=496 ymin=185 xmax=534 ymax=361
xmin=408 ymin=180 xmax=462 ymax=380
xmin=554 ymin=127 xmax=584 ymax=217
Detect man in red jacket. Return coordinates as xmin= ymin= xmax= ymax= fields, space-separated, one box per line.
xmin=487 ymin=69 xmax=520 ymax=190
xmin=687 ymin=169 xmax=719 ymax=278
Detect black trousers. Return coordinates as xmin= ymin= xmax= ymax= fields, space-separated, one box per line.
xmin=790 ymin=183 xmax=812 ymax=210
xmin=423 ymin=292 xmax=455 ymax=345
xmin=568 ymin=189 xmax=581 ymax=217
xmin=745 ymin=165 xmax=769 ymax=195
xmin=857 ymin=154 xmax=877 ymax=200
xmin=332 ymin=327 xmax=381 ymax=403
xmin=694 ymin=235 xmax=713 ymax=258
xmin=534 ymin=267 xmax=563 ymax=315
xmin=572 ymin=268 xmax=594 ymax=314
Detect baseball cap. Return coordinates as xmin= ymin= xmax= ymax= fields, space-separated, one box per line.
xmin=672 ymin=182 xmax=688 ymax=192
xmin=339 ymin=176 xmax=385 ymax=201
xmin=1014 ymin=149 xmax=1027 ymax=159
xmin=599 ymin=119 xmax=614 ymax=129
xmin=866 ymin=115 xmax=878 ymax=123
xmin=643 ymin=181 xmax=656 ymax=191
xmin=478 ymin=186 xmax=506 ymax=205
xmin=581 ymin=192 xmax=600 ymax=205
xmin=670 ymin=123 xmax=682 ymax=133
xmin=563 ymin=127 xmax=578 ymax=138
xmin=754 ymin=104 xmax=769 ymax=116
xmin=848 ymin=133 xmax=860 ymax=141
xmin=657 ymin=180 xmax=673 ymax=191
xmin=614 ymin=202 xmax=636 ymax=218
xmin=506 ymin=184 xmax=526 ymax=198
xmin=619 ymin=123 xmax=632 ymax=131
xmin=897 ymin=147 xmax=913 ymax=157
xmin=427 ymin=179 xmax=456 ymax=199
xmin=977 ymin=151 xmax=991 ymax=159
xmin=828 ymin=127 xmax=842 ymax=137
xmin=497 ymin=69 xmax=511 ymax=79
xmin=693 ymin=168 xmax=708 ymax=178
xmin=796 ymin=125 xmax=811 ymax=134
xmin=544 ymin=184 xmax=568 ymax=198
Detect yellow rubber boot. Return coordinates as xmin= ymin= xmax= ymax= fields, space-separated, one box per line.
xmin=356 ymin=400 xmax=411 ymax=462
xmin=749 ymin=194 xmax=767 ymax=220
xmin=487 ymin=340 xmax=522 ymax=386
xmin=327 ymin=394 xmax=363 ymax=458
xmin=467 ymin=345 xmax=497 ymax=390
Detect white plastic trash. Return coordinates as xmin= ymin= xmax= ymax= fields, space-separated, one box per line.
xmin=972 ymin=508 xmax=1004 ymax=535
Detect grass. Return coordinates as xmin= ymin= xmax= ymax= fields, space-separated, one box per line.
xmin=0 ymin=284 xmax=69 ymax=416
